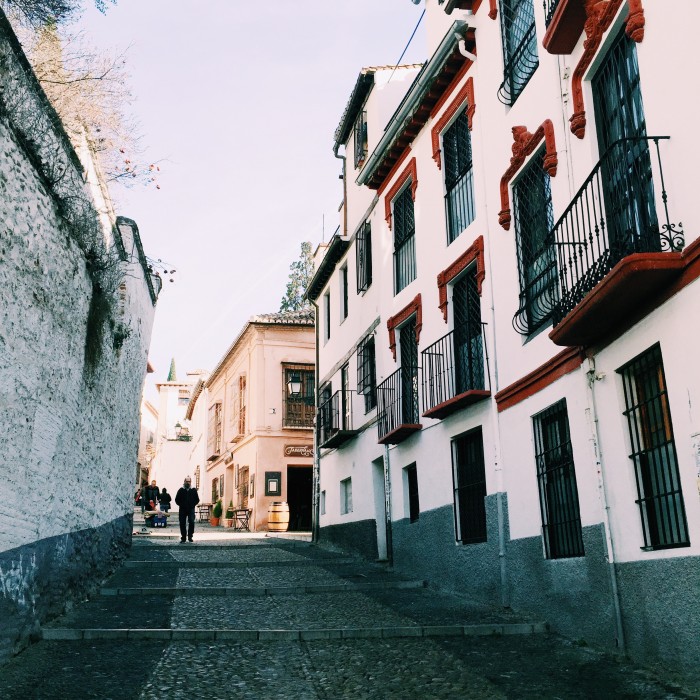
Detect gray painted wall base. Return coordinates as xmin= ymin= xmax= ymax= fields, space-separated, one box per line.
xmin=0 ymin=514 xmax=132 ymax=664
xmin=319 ymin=518 xmax=378 ymax=561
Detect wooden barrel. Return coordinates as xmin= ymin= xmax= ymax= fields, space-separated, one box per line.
xmin=268 ymin=501 xmax=290 ymax=532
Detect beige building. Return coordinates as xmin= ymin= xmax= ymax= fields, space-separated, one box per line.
xmin=200 ymin=310 xmax=315 ymax=531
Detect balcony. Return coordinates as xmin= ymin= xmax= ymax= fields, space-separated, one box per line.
xmin=317 ymin=390 xmax=361 ymax=449
xmin=549 ymin=137 xmax=684 ymax=347
xmin=377 ymin=366 xmax=422 ymax=445
xmin=283 ymin=396 xmax=315 ymax=429
xmin=422 ymin=322 xmax=490 ymax=420
xmin=542 ymin=0 xmax=587 ymax=54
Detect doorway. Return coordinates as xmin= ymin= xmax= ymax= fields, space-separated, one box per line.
xmin=372 ymin=457 xmax=388 ymax=561
xmin=286 ymin=465 xmax=313 ymax=531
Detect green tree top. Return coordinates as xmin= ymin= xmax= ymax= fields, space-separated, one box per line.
xmin=279 ymin=241 xmax=314 ymax=312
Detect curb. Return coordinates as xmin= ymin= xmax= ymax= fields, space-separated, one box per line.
xmin=123 ymin=558 xmax=356 ymax=569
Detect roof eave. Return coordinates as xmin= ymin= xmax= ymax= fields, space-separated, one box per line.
xmin=306 ymin=234 xmax=351 ymax=302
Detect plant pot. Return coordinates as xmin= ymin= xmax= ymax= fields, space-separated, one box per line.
xmin=210 ymin=517 xmax=220 ymax=527
xmin=225 ymin=518 xmax=234 ymax=528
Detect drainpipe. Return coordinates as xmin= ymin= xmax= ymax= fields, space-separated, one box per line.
xmin=310 ymin=298 xmax=321 ymax=544
xmin=584 ymin=356 xmax=626 ymax=653
xmin=383 ymin=444 xmax=394 ymax=568
xmin=333 ymin=144 xmax=348 ymax=237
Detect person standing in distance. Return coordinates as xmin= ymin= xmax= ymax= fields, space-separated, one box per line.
xmin=175 ymin=476 xmax=200 ymax=543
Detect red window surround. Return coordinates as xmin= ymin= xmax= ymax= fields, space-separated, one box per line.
xmin=384 ymin=158 xmax=418 ymax=230
xmin=498 ymin=120 xmax=558 ymax=231
xmin=570 ymin=0 xmax=645 ymax=139
xmin=437 ymin=236 xmax=485 ymax=322
xmin=443 ymin=0 xmax=498 ymax=19
xmin=431 ymin=77 xmax=476 ymax=170
xmin=387 ymin=294 xmax=422 ymax=362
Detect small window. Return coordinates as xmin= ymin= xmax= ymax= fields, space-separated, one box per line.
xmin=356 ymin=222 xmax=372 ymax=293
xmin=452 ymin=428 xmax=487 ymax=544
xmin=393 ymin=185 xmax=417 ymax=294
xmin=340 ymin=265 xmax=348 ymax=321
xmin=323 ymin=292 xmax=331 ymax=343
xmin=353 ymin=110 xmax=368 ymax=169
xmin=211 ymin=478 xmax=218 ymax=504
xmin=357 ymin=335 xmax=377 ymax=413
xmin=340 ymin=477 xmax=353 ymax=515
xmin=443 ymin=111 xmax=475 ymax=243
xmin=321 ymin=490 xmax=326 ymax=515
xmin=405 ymin=463 xmax=420 ymax=523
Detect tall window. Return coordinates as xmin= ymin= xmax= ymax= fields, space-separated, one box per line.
xmin=356 ymin=222 xmax=372 ymax=293
xmin=393 ymin=186 xmax=417 ymax=294
xmin=443 ymin=111 xmax=475 ymax=243
xmin=178 ymin=389 xmax=190 ymax=406
xmin=340 ymin=477 xmax=353 ymax=515
xmin=238 ymin=375 xmax=247 ymax=436
xmin=618 ymin=345 xmax=688 ymax=550
xmin=357 ymin=334 xmax=377 ymax=412
xmin=405 ymin=463 xmax=420 ymax=523
xmin=354 ymin=110 xmax=368 ymax=169
xmin=340 ymin=265 xmax=348 ymax=321
xmin=452 ymin=428 xmax=487 ymax=544
xmin=207 ymin=402 xmax=222 ymax=459
xmin=283 ymin=365 xmax=315 ymax=428
xmin=497 ymin=0 xmax=539 ymax=105
xmin=512 ymin=150 xmax=557 ymax=335
xmin=533 ymin=400 xmax=584 ymax=559
xmin=323 ymin=292 xmax=331 ymax=343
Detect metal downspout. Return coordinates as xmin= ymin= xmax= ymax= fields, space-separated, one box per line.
xmin=333 ymin=144 xmax=348 ymax=237
xmin=383 ymin=444 xmax=394 ymax=568
xmin=311 ymin=298 xmax=321 ymax=544
xmin=584 ymin=357 xmax=626 ymax=653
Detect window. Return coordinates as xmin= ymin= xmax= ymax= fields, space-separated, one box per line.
xmin=211 ymin=478 xmax=218 ymax=504
xmin=393 ymin=185 xmax=417 ymax=294
xmin=356 ymin=222 xmax=372 ymax=293
xmin=497 ymin=0 xmax=539 ymax=105
xmin=443 ymin=111 xmax=475 ymax=243
xmin=219 ymin=474 xmax=225 ymax=499
xmin=340 ymin=478 xmax=353 ymax=515
xmin=357 ymin=334 xmax=377 ymax=412
xmin=178 ymin=389 xmax=190 ymax=406
xmin=618 ymin=345 xmax=688 ymax=550
xmin=321 ymin=490 xmax=326 ymax=515
xmin=405 ymin=463 xmax=420 ymax=523
xmin=354 ymin=110 xmax=368 ymax=169
xmin=533 ymin=400 xmax=584 ymax=559
xmin=452 ymin=428 xmax=487 ymax=544
xmin=283 ymin=365 xmax=315 ymax=428
xmin=340 ymin=265 xmax=349 ymax=321
xmin=238 ymin=375 xmax=247 ymax=436
xmin=207 ymin=402 xmax=222 ymax=459
xmin=323 ymin=292 xmax=331 ymax=343
xmin=512 ymin=149 xmax=557 ymax=335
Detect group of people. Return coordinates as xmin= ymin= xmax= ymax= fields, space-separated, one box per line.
xmin=134 ymin=476 xmax=200 ymax=543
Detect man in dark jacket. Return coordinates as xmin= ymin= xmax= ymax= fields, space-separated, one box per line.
xmin=175 ymin=476 xmax=200 ymax=543
xmin=144 ymin=480 xmax=160 ymax=511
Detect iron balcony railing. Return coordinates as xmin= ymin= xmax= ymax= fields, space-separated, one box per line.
xmin=317 ymin=390 xmax=361 ymax=447
xmin=446 ymin=168 xmax=476 ymax=244
xmin=497 ymin=22 xmax=539 ymax=105
xmin=377 ymin=365 xmax=420 ymax=441
xmin=550 ymin=136 xmax=684 ymax=325
xmin=543 ymin=0 xmax=560 ymax=27
xmin=421 ymin=322 xmax=490 ymax=414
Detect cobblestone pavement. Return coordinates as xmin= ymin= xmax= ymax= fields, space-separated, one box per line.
xmin=0 ymin=533 xmax=697 ymax=700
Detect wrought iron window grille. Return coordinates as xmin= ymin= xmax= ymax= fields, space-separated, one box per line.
xmin=543 ymin=0 xmax=560 ymax=27
xmin=498 ymin=0 xmax=539 ymax=105
xmin=618 ymin=345 xmax=689 ymax=550
xmin=357 ymin=334 xmax=377 ymax=412
xmin=452 ymin=428 xmax=487 ymax=544
xmin=443 ymin=111 xmax=476 ymax=243
xmin=393 ymin=186 xmax=417 ymax=294
xmin=317 ymin=389 xmax=357 ymax=447
xmin=354 ymin=111 xmax=368 ymax=169
xmin=356 ymin=221 xmax=372 ymax=293
xmin=377 ymin=364 xmax=421 ymax=441
xmin=532 ymin=399 xmax=585 ymax=559
xmin=283 ymin=366 xmax=315 ymax=428
xmin=512 ymin=149 xmax=557 ymax=336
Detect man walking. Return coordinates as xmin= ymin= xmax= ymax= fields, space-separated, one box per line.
xmin=175 ymin=476 xmax=200 ymax=543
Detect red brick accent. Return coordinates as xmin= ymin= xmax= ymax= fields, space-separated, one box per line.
xmin=384 ymin=158 xmax=418 ymax=231
xmin=498 ymin=120 xmax=558 ymax=231
xmin=495 ymin=347 xmax=584 ymax=412
xmin=437 ymin=236 xmax=485 ymax=322
xmin=570 ymin=0 xmax=645 ymax=139
xmin=377 ymin=148 xmax=412 ymax=199
xmin=387 ymin=294 xmax=422 ymax=362
xmin=431 ymin=77 xmax=475 ymax=170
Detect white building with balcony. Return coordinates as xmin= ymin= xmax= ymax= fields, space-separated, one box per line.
xmin=308 ymin=0 xmax=700 ymax=675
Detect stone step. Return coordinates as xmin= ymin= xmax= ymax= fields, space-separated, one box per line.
xmin=100 ymin=580 xmax=428 ymax=596
xmin=41 ymin=622 xmax=548 ymax=641
xmin=130 ymin=541 xmax=313 ymax=550
xmin=123 ymin=557 xmax=356 ymax=569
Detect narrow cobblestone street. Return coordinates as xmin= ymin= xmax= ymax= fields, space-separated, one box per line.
xmin=0 ymin=517 xmax=697 ymax=699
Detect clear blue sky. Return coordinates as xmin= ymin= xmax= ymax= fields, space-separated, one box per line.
xmin=78 ymin=0 xmax=426 ymax=401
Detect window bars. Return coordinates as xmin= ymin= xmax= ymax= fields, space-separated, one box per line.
xmin=543 ymin=0 xmax=560 ymax=27
xmin=357 ymin=334 xmax=377 ymax=412
xmin=283 ymin=366 xmax=315 ymax=428
xmin=443 ymin=111 xmax=475 ymax=243
xmin=618 ymin=345 xmax=689 ymax=550
xmin=393 ymin=186 xmax=417 ymax=294
xmin=498 ymin=0 xmax=539 ymax=105
xmin=356 ymin=222 xmax=372 ymax=293
xmin=512 ymin=149 xmax=557 ymax=335
xmin=452 ymin=428 xmax=487 ymax=544
xmin=354 ymin=111 xmax=368 ymax=169
xmin=533 ymin=399 xmax=584 ymax=559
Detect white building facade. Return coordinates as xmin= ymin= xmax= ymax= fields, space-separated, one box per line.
xmin=309 ymin=0 xmax=700 ymax=675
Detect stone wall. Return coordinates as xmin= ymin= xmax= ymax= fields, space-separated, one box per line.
xmin=0 ymin=13 xmax=155 ymax=662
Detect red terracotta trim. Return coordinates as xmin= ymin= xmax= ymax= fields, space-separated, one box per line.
xmin=430 ymin=35 xmax=476 ymax=120
xmin=570 ymin=0 xmax=645 ymax=139
xmin=488 ymin=0 xmax=498 ymax=19
xmin=498 ymin=121 xmax=558 ymax=231
xmin=431 ymin=77 xmax=475 ymax=170
xmin=495 ymin=347 xmax=584 ymax=413
xmin=387 ymin=294 xmax=422 ymax=362
xmin=376 ymin=147 xmax=412 ymax=199
xmin=437 ymin=235 xmax=485 ymax=322
xmin=384 ymin=158 xmax=418 ymax=231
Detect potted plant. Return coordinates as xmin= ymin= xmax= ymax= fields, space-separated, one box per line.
xmin=210 ymin=498 xmax=222 ymax=526
xmin=225 ymin=500 xmax=235 ymax=528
